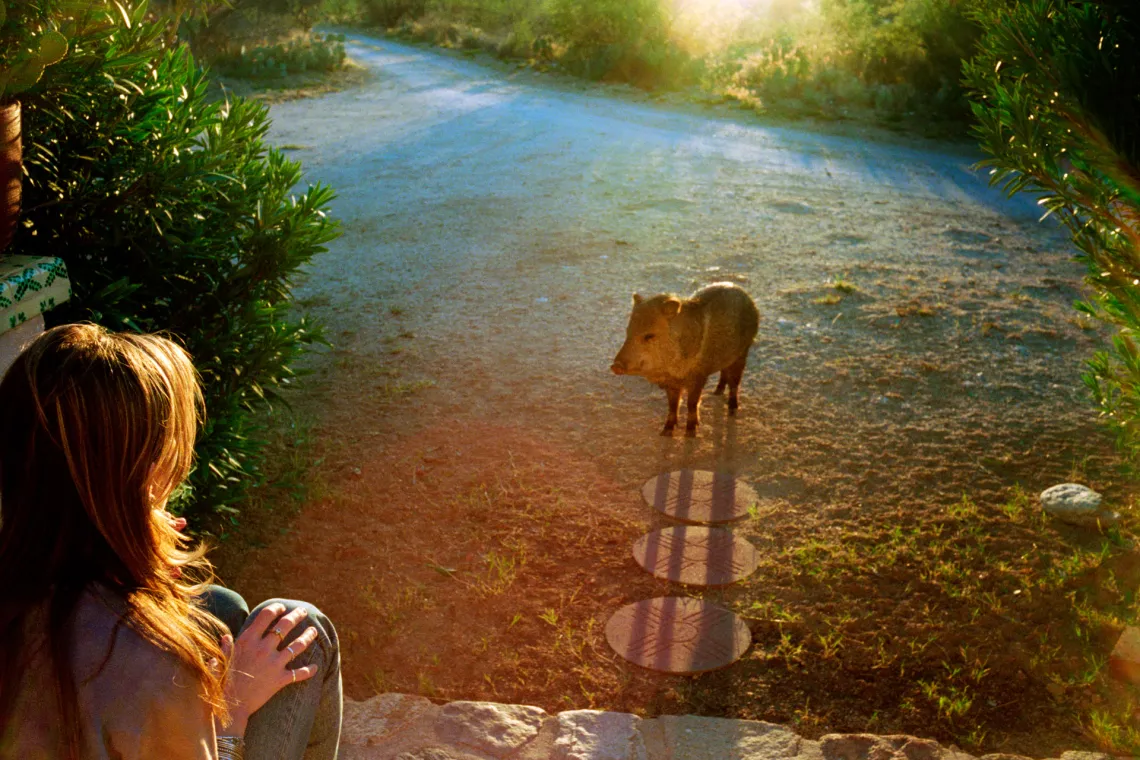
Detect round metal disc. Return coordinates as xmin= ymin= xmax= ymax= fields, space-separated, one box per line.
xmin=641 ymin=470 xmax=757 ymax=524
xmin=605 ymin=597 xmax=751 ymax=674
xmin=632 ymin=526 xmax=759 ymax=586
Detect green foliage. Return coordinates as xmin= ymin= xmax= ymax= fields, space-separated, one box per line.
xmin=362 ymin=0 xmax=427 ymax=28
xmin=713 ymin=0 xmax=988 ymax=125
xmin=10 ymin=0 xmax=340 ymax=518
xmin=180 ymin=0 xmax=327 ymax=56
xmin=0 ymin=0 xmax=74 ymax=101
xmin=549 ymin=0 xmax=696 ymax=86
xmin=965 ymin=1 xmax=1140 ymax=466
xmin=209 ymin=32 xmax=347 ymax=78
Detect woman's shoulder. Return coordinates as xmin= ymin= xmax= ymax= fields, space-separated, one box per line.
xmin=73 ymin=585 xmax=198 ymax=689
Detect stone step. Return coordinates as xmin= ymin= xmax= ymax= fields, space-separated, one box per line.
xmin=339 ymin=695 xmax=1129 ymax=760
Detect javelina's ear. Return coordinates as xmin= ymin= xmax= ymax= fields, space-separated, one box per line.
xmin=661 ymin=297 xmax=682 ymax=319
xmin=632 ymin=293 xmax=643 ymax=305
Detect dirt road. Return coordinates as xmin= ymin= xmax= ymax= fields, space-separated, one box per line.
xmin=218 ymin=34 xmax=1130 ymax=752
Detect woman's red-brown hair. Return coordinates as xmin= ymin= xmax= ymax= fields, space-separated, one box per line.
xmin=0 ymin=323 xmax=228 ymax=756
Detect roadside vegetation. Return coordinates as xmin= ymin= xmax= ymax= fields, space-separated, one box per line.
xmin=169 ymin=0 xmax=364 ymax=101
xmin=319 ymin=0 xmax=994 ymax=137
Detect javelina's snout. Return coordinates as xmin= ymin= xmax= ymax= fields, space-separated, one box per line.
xmin=610 ymin=360 xmax=627 ymax=375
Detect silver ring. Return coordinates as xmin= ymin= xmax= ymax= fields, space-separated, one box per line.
xmin=286 ymin=644 xmax=295 ymax=656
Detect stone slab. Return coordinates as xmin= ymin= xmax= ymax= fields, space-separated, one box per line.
xmin=436 ymin=701 xmax=547 ymax=756
xmin=339 ymin=696 xmax=1126 ymax=760
xmin=555 ymin=710 xmax=647 ymax=760
xmin=656 ymin=715 xmax=801 ymax=759
xmin=641 ymin=470 xmax=757 ymax=524
xmin=342 ymin=693 xmax=439 ymax=747
xmin=1110 ymin=625 xmax=1140 ymax=684
xmin=820 ymin=734 xmax=944 ymax=760
xmin=632 ymin=526 xmax=759 ymax=586
xmin=605 ymin=597 xmax=751 ymax=674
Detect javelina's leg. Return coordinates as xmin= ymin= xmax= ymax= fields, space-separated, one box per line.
xmin=662 ymin=386 xmax=682 ymax=436
xmin=726 ymin=353 xmax=749 ymax=415
xmin=685 ymin=376 xmax=708 ymax=436
xmin=713 ymin=373 xmax=727 ymax=395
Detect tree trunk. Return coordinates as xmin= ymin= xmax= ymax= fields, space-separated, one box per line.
xmin=0 ymin=101 xmax=22 ymax=253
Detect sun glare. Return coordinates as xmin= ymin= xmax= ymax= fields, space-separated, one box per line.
xmin=668 ymin=0 xmax=815 ymax=52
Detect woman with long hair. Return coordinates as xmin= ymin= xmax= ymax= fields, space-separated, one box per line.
xmin=0 ymin=323 xmax=342 ymax=759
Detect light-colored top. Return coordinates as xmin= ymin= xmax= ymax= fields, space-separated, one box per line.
xmin=1 ymin=585 xmax=217 ymax=760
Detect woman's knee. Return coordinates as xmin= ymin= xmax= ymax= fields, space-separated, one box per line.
xmin=198 ymin=584 xmax=249 ymax=637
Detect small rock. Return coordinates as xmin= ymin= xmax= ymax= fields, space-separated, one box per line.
xmin=1059 ymin=753 xmax=1115 ymax=760
xmin=777 ymin=318 xmax=796 ymax=331
xmin=554 ymin=710 xmax=647 ymax=760
xmin=342 ymin=694 xmax=438 ymax=747
xmin=657 ymin=715 xmax=799 ymax=759
xmin=395 ymin=750 xmax=462 ymax=760
xmin=1039 ymin=483 xmax=1117 ymax=527
xmin=1110 ymin=626 xmax=1140 ymax=684
xmin=820 ymin=734 xmax=943 ymax=760
xmin=436 ymin=701 xmax=547 ymax=756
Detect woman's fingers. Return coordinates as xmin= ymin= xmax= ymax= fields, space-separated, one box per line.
xmin=280 ymin=626 xmax=319 ymax=662
xmin=282 ymin=664 xmax=319 ymax=688
xmin=264 ymin=606 xmax=309 ymax=648
xmin=244 ymin=604 xmax=287 ymax=642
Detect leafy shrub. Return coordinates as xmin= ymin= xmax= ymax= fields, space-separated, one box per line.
xmin=549 ymin=0 xmax=696 ymax=87
xmin=363 ymin=0 xmax=427 ymax=28
xmin=209 ymin=32 xmax=347 ymax=79
xmin=965 ymin=0 xmax=1140 ymax=467
xmin=12 ymin=1 xmax=340 ymax=519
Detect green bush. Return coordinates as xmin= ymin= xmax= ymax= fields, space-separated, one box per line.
xmin=363 ymin=0 xmax=427 ymax=28
xmin=208 ymin=32 xmax=347 ymax=78
xmin=965 ymin=1 xmax=1140 ymax=466
xmin=549 ymin=0 xmax=696 ymax=87
xmin=11 ymin=0 xmax=340 ymax=519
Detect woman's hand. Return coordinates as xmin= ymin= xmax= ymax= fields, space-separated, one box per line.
xmin=220 ymin=604 xmax=321 ymax=736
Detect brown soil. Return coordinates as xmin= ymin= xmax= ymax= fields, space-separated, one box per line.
xmin=210 ymin=33 xmax=1140 ymax=756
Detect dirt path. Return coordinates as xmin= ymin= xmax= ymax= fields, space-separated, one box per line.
xmin=214 ymin=34 xmax=1135 ymax=754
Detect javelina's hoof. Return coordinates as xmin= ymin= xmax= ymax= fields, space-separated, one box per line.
xmin=685 ymin=427 xmax=698 ymax=438
xmin=661 ymin=423 xmax=676 ymax=437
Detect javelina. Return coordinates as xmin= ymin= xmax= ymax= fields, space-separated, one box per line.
xmin=611 ymin=282 xmax=760 ymax=436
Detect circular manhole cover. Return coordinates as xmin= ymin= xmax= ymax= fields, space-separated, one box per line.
xmin=641 ymin=470 xmax=757 ymax=524
xmin=632 ymin=526 xmax=759 ymax=586
xmin=605 ymin=597 xmax=751 ymax=674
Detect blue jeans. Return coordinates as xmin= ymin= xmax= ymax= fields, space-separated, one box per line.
xmin=202 ymin=586 xmax=343 ymax=760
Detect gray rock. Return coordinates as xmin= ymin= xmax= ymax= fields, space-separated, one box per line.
xmin=555 ymin=710 xmax=647 ymax=760
xmin=656 ymin=715 xmax=800 ymax=759
xmin=1110 ymin=625 xmax=1140 ymax=684
xmin=342 ymin=694 xmax=438 ymax=747
xmin=820 ymin=734 xmax=943 ymax=760
xmin=395 ymin=749 xmax=463 ymax=760
xmin=436 ymin=701 xmax=547 ymax=756
xmin=1058 ymin=753 xmax=1114 ymax=760
xmin=1039 ymin=483 xmax=1117 ymax=527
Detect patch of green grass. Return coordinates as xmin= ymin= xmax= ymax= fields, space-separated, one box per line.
xmin=1085 ymin=705 xmax=1140 ymax=753
xmin=831 ymin=277 xmax=858 ymax=294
